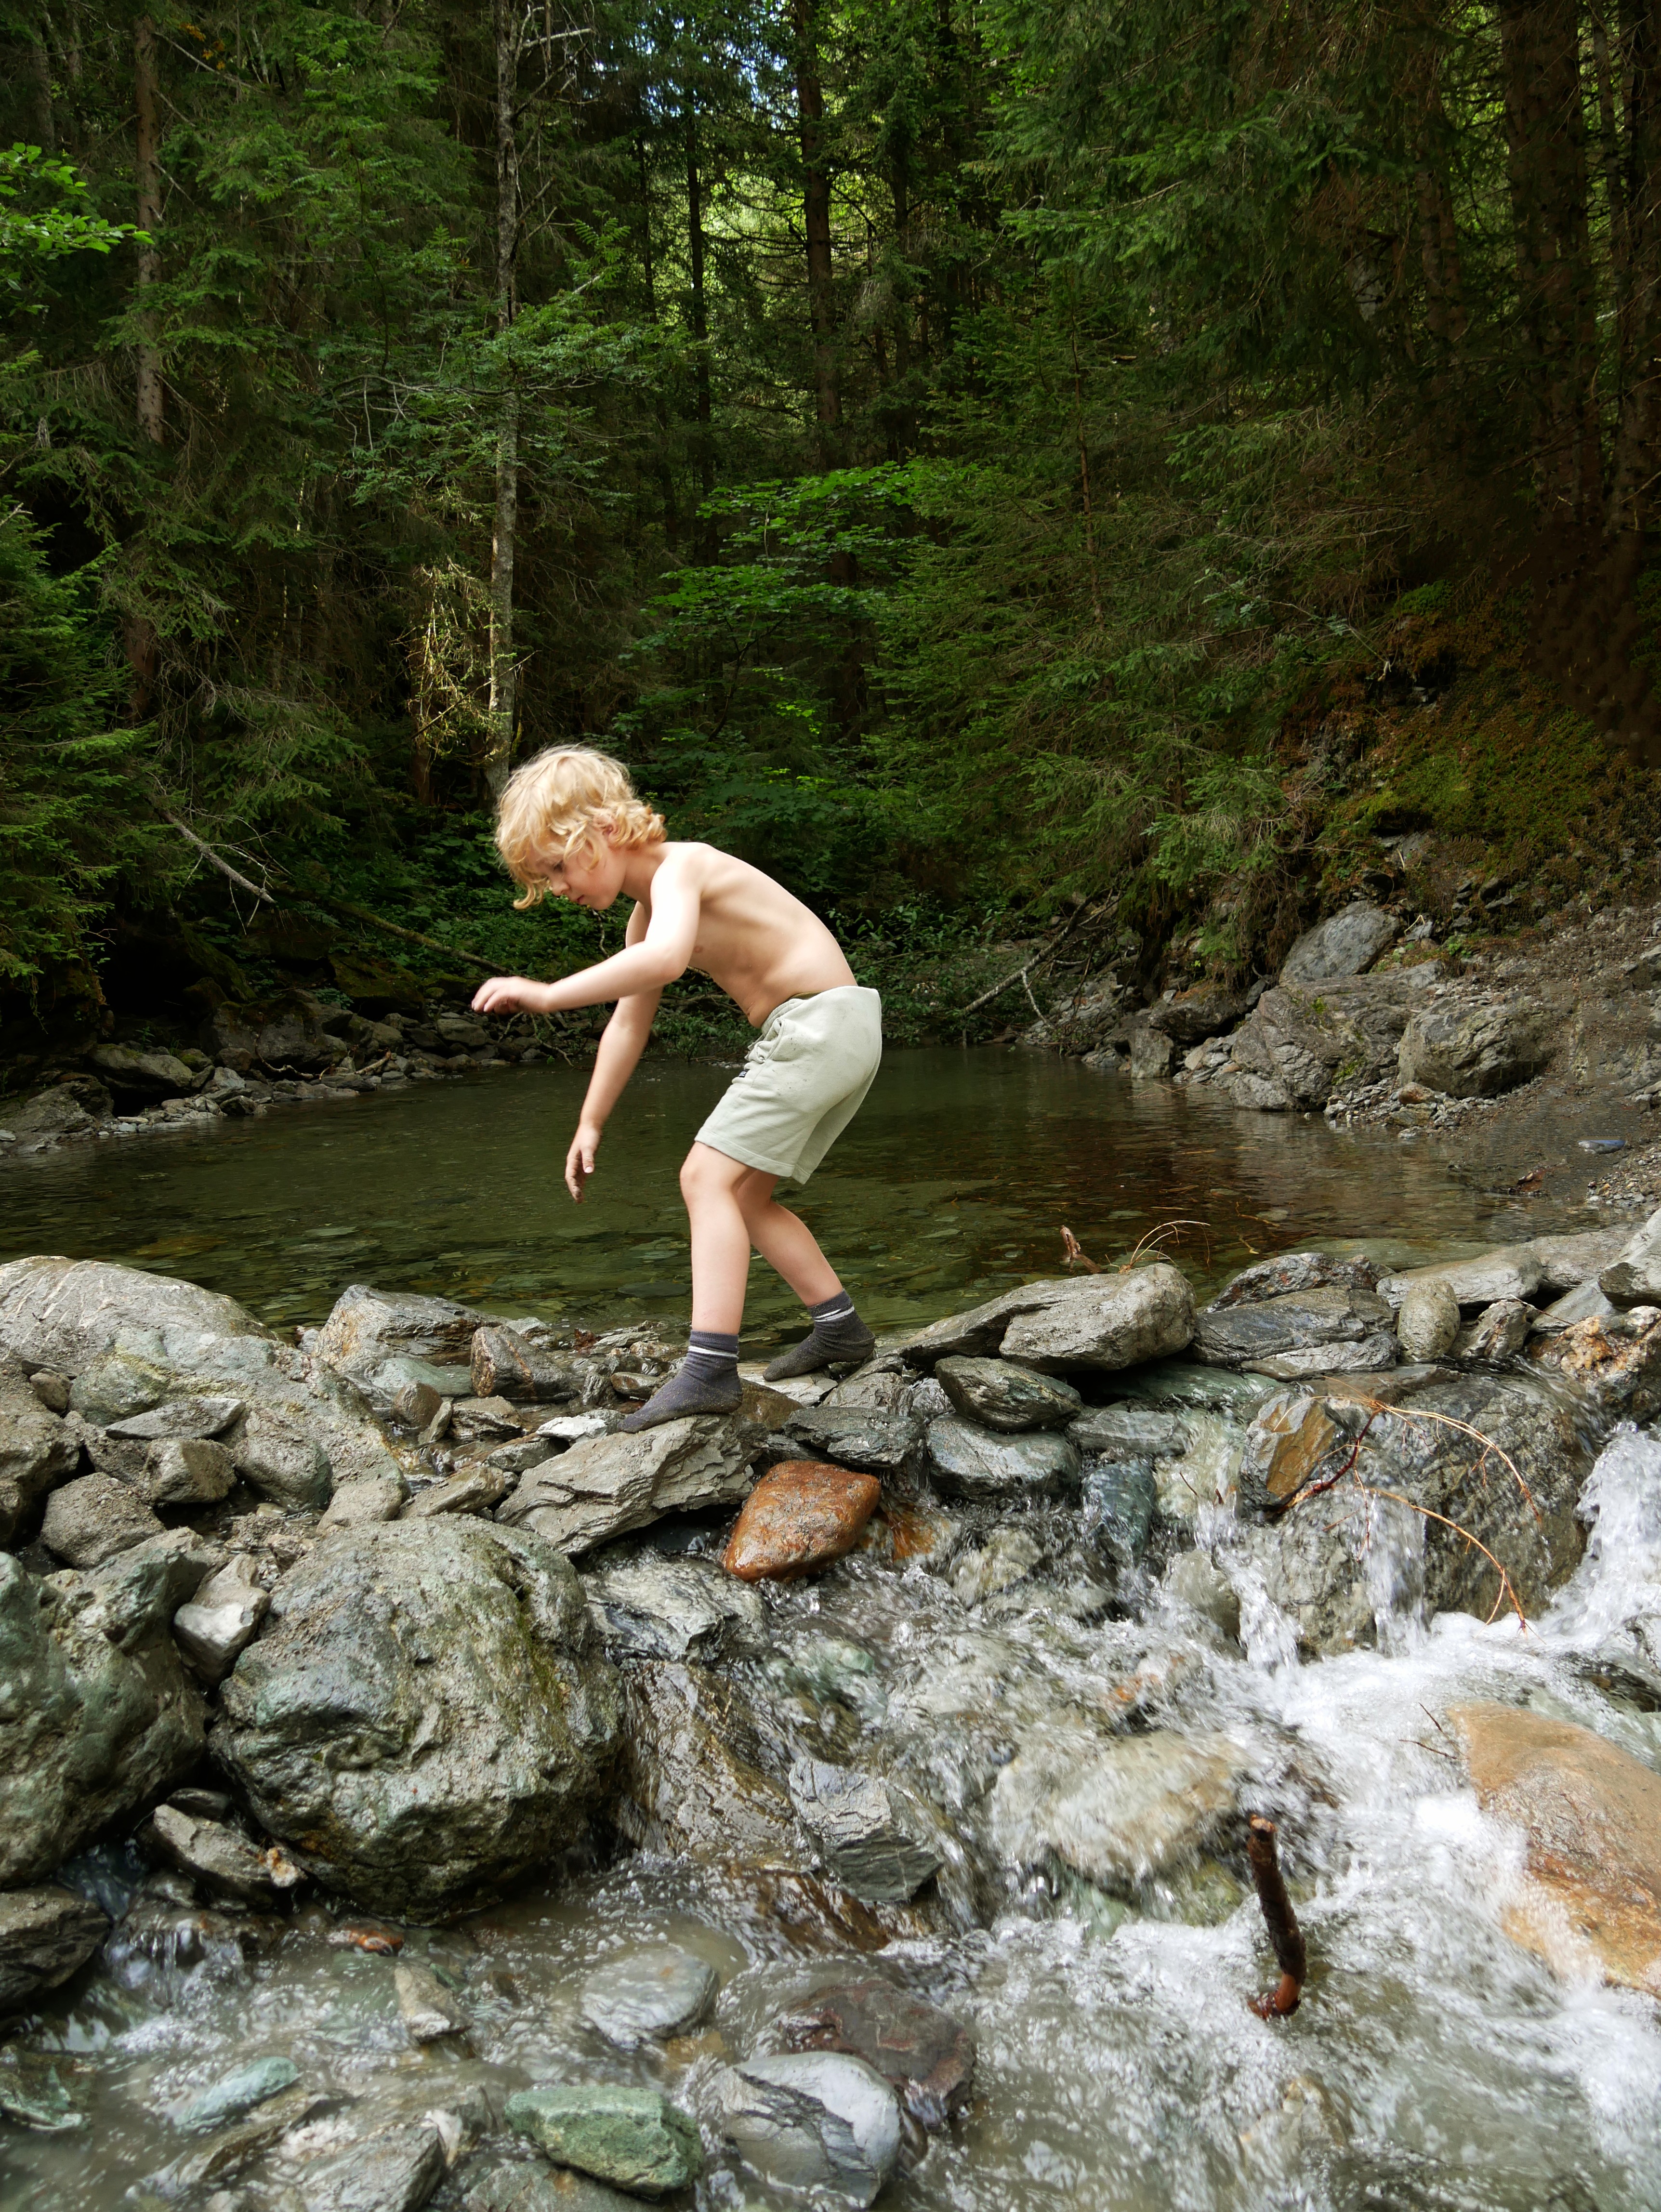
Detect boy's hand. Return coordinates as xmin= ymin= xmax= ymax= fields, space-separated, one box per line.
xmin=566 ymin=1122 xmax=602 ymax=1202
xmin=473 ymin=974 xmax=554 ymax=1016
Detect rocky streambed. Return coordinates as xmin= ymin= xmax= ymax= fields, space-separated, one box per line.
xmin=4 ymin=1225 xmax=1661 ymax=2210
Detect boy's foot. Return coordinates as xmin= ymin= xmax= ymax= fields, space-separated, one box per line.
xmin=620 ymin=1331 xmax=742 ymax=1431
xmin=763 ymin=1295 xmax=876 ymax=1381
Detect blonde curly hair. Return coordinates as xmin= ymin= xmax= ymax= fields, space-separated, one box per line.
xmin=494 ymin=746 xmax=667 ymax=908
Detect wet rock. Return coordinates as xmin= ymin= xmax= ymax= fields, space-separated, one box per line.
xmin=1524 ymin=1228 xmax=1630 ymax=1292
xmin=172 ymin=2054 xmax=300 ymax=2132
xmin=1162 ymin=1550 xmax=1242 ymax=1642
xmin=1067 ymin=1404 xmax=1190 ymax=1457
xmin=1599 ymin=1203 xmax=1661 ymax=1307
xmin=0 ymin=1551 xmax=203 ymax=1883
xmin=403 ymin=1466 xmax=514 ymax=1518
xmin=0 ymin=1256 xmax=262 ymax=1372
xmin=464 ymin=2160 xmax=644 ymax=2212
xmin=1463 ymin=1299 xmax=1534 ymax=1362
xmin=779 ymin=1405 xmax=920 ymax=1477
xmin=1397 ymin=999 xmax=1552 ymax=1098
xmin=147 ymin=1800 xmax=303 ymax=1905
xmin=471 ymin=1324 xmax=577 ymax=1404
xmin=1453 ymin=1702 xmax=1661 ymax=1996
xmin=989 ymin=1726 xmax=1248 ymax=1889
xmin=1128 ymin=1021 xmax=1177 ymax=1080
xmin=173 ymin=1556 xmax=269 ymax=1683
xmin=137 ymin=1435 xmax=237 ymax=1506
xmin=87 ymin=1042 xmax=202 ymax=1097
xmin=934 ymin=1356 xmax=1081 ymax=1432
xmin=1147 ymin=980 xmax=1248 ymax=1044
xmin=0 ymin=1382 xmax=81 ymax=1544
xmin=395 ymin=1958 xmax=469 ymax=2041
xmin=232 ymin=1403 xmax=333 ymax=1508
xmin=1234 ymin=1391 xmax=1371 ymax=1517
xmin=0 ymin=2042 xmax=85 ymax=2131
xmin=0 ymin=1886 xmax=108 ymax=2014
xmin=580 ymin=1945 xmax=717 ymax=2047
xmin=615 ymin=1661 xmax=802 ymax=1867
xmin=1532 ymin=1310 xmax=1661 ymax=1423
xmin=926 ymin=1417 xmax=1081 ymax=1500
xmin=775 ymin=1977 xmax=976 ymax=2128
xmin=1082 ymin=1458 xmax=1158 ymax=1567
xmin=717 ymin=2051 xmax=900 ymax=2206
xmin=212 ymin=1520 xmax=620 ymax=1917
xmin=897 ymin=1263 xmax=1195 ymax=1371
xmin=319 ymin=1475 xmax=408 ymax=1528
xmin=487 ymin=1434 xmax=556 ymax=1478
xmin=788 ymin=1758 xmax=941 ymax=1903
xmin=146 ymin=2085 xmax=332 ymax=2194
xmin=723 ymin=1461 xmax=882 ymax=1582
xmin=40 ymin=1470 xmax=164 ymax=1567
xmin=316 ymin=1283 xmax=486 ymax=1407
xmin=953 ymin=1526 xmax=1046 ymax=1603
xmin=392 ymin=1377 xmax=443 ymax=1430
xmin=1192 ymin=1283 xmax=1397 ymax=1371
xmin=1280 ymin=902 xmax=1398 ymax=983
xmin=505 ymin=2085 xmax=702 ymax=2196
xmin=584 ymin=1553 xmax=764 ymax=1662
xmin=1397 ymin=1277 xmax=1460 ymax=1361
xmin=106 ymin=1394 xmax=243 ymax=1442
xmin=299 ymin=2116 xmax=449 ymax=2212
xmin=1210 ymin=1251 xmax=1378 ymax=1308
xmin=1380 ymin=1246 xmax=1545 ymax=1309
xmin=8 ymin=1084 xmax=99 ymax=1141
xmin=498 ymin=1412 xmax=761 ymax=1556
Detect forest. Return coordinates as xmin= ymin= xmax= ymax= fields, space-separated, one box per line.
xmin=5 ymin=0 xmax=1661 ymax=1065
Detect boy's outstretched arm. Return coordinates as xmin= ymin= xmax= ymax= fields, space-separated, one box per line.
xmin=472 ymin=861 xmax=699 ymax=1017
xmin=565 ymin=986 xmax=659 ymax=1200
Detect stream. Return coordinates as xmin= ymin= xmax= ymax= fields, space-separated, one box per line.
xmin=4 ymin=1051 xmax=1659 ymax=2210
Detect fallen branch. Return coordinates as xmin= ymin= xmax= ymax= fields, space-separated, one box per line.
xmin=958 ymin=902 xmax=1095 ymax=1019
xmin=1356 ymin=1483 xmax=1528 ymax=1628
xmin=1246 ymin=1815 xmax=1306 ymax=2018
xmin=150 ymin=801 xmax=274 ymax=907
xmin=307 ymin=894 xmax=497 ymax=976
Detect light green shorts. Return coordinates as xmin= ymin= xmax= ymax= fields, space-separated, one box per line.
xmin=696 ymin=985 xmax=882 ymax=1184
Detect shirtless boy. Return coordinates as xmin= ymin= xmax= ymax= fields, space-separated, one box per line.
xmin=472 ymin=746 xmax=881 ymax=1430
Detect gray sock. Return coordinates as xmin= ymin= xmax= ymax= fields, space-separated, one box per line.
xmin=621 ymin=1330 xmax=742 ymax=1431
xmin=763 ymin=1293 xmax=875 ymax=1382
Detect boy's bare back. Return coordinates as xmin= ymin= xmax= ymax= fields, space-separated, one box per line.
xmin=625 ymin=842 xmax=854 ymax=1024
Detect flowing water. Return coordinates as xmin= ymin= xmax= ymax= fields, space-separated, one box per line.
xmin=4 ymin=1052 xmax=1660 ymax=2210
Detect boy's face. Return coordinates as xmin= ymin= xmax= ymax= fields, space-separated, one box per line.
xmin=530 ymin=831 xmax=625 ymax=911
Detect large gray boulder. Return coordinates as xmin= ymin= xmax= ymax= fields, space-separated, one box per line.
xmin=1600 ymin=1205 xmax=1661 ymax=1308
xmin=86 ymin=1043 xmax=204 ymax=1098
xmin=1192 ymin=1283 xmax=1397 ymax=1372
xmin=898 ymin=1264 xmax=1195 ymax=1372
xmin=0 ymin=1550 xmax=205 ymax=1883
xmin=496 ymin=1412 xmax=761 ymax=1555
xmin=315 ymin=1283 xmax=484 ymax=1406
xmin=1281 ymin=903 xmax=1398 ymax=983
xmin=212 ymin=1519 xmax=620 ymax=1917
xmin=1147 ymin=981 xmax=1247 ymax=1044
xmin=0 ymin=1257 xmax=262 ymax=1372
xmin=1397 ymin=1000 xmax=1553 ymax=1098
xmin=1216 ymin=973 xmax=1426 ymax=1112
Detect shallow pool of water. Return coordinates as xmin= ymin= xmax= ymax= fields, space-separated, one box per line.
xmin=0 ymin=1049 xmax=1589 ymax=1343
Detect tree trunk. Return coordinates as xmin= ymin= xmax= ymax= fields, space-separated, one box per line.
xmin=486 ymin=0 xmax=521 ymax=797
xmin=1497 ymin=0 xmax=1602 ymax=522
xmin=128 ymin=12 xmax=164 ymax=714
xmin=793 ymin=0 xmax=840 ymax=464
xmin=686 ymin=106 xmax=715 ymax=527
xmin=26 ymin=12 xmax=54 ymax=153
xmin=889 ymin=145 xmax=914 ymax=454
xmin=1611 ymin=0 xmax=1661 ymax=528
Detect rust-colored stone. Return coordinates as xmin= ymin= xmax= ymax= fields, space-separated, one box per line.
xmin=722 ymin=1460 xmax=881 ymax=1582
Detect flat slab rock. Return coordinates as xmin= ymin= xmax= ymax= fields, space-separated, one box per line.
xmin=1453 ymin=1701 xmax=1661 ymax=1996
xmin=926 ymin=1417 xmax=1081 ymax=1501
xmin=897 ymin=1264 xmax=1195 ymax=1371
xmin=496 ymin=1412 xmax=762 ymax=1556
xmin=1192 ymin=1283 xmax=1397 ymax=1371
xmin=723 ymin=1460 xmax=882 ymax=1581
xmin=934 ymin=1356 xmax=1081 ymax=1432
xmin=775 ymin=1976 xmax=976 ymax=2127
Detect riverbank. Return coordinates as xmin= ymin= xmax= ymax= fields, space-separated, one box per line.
xmin=3 ymin=1217 xmax=1661 ymax=2208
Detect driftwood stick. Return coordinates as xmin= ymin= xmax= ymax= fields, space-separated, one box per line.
xmin=1246 ymin=1815 xmax=1306 ymax=2017
xmin=152 ymin=803 xmax=275 ymax=906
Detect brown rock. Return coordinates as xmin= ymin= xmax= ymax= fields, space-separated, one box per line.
xmin=722 ymin=1461 xmax=882 ymax=1582
xmin=775 ymin=1976 xmax=976 ymax=2129
xmin=1452 ymin=1701 xmax=1661 ymax=1995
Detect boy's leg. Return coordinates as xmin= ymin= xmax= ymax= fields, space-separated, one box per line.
xmin=738 ymin=1182 xmax=876 ymax=1381
xmin=620 ymin=1145 xmax=760 ymax=1430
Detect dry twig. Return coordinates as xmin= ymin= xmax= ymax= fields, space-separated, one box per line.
xmin=1060 ymin=1226 xmax=1100 ymax=1273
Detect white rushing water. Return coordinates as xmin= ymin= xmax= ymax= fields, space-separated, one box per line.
xmin=13 ymin=1430 xmax=1661 ymax=2211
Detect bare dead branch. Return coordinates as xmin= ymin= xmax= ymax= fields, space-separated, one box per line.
xmin=1246 ymin=1815 xmax=1306 ymax=2018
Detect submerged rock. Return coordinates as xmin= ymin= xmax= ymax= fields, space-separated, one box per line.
xmin=1453 ymin=1701 xmax=1661 ymax=1996
xmin=213 ymin=1520 xmax=620 ymax=1917
xmin=1082 ymin=1458 xmax=1158 ymax=1567
xmin=716 ymin=2052 xmax=900 ymax=2209
xmin=0 ymin=1886 xmax=109 ymax=2015
xmin=897 ymin=1264 xmax=1195 ymax=1371
xmin=394 ymin=1958 xmax=470 ymax=2041
xmin=497 ymin=1412 xmax=761 ymax=1556
xmin=463 ymin=2160 xmax=644 ymax=2212
xmin=1068 ymin=1404 xmax=1190 ymax=1458
xmin=0 ymin=1551 xmax=203 ymax=1884
xmin=788 ymin=1758 xmax=942 ymax=1903
xmin=926 ymin=1417 xmax=1081 ymax=1500
xmin=615 ymin=1661 xmax=801 ymax=1867
xmin=584 ymin=1552 xmax=764 ymax=1662
xmin=723 ymin=1460 xmax=882 ymax=1581
xmin=171 ymin=2054 xmax=300 ymax=2133
xmin=989 ymin=1726 xmax=1248 ymax=1889
xmin=580 ymin=1944 xmax=717 ymax=2047
xmin=506 ymin=2084 xmax=702 ymax=2195
xmin=934 ymin=1356 xmax=1081 ymax=1432
xmin=298 ymin=2114 xmax=450 ymax=2212
xmin=775 ymin=1976 xmax=976 ymax=2128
